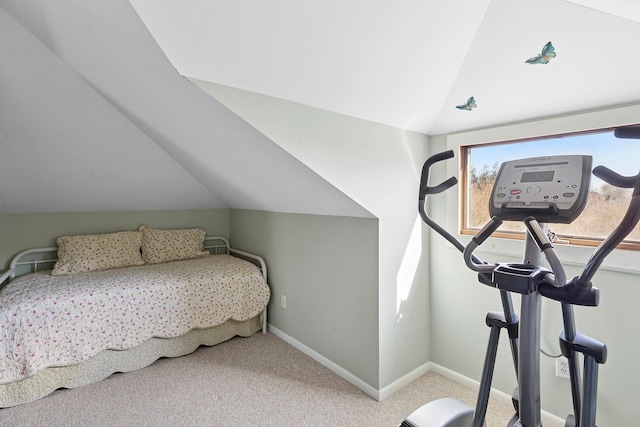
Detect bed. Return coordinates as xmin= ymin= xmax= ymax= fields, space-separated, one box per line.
xmin=0 ymin=226 xmax=270 ymax=407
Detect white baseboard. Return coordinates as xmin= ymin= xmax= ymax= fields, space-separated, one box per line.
xmin=268 ymin=324 xmax=434 ymax=401
xmin=378 ymin=361 xmax=432 ymax=401
xmin=268 ymin=324 xmax=566 ymax=426
xmin=267 ymin=324 xmax=381 ymax=400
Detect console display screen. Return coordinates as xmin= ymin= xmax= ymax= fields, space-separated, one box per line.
xmin=521 ymin=171 xmax=555 ymax=183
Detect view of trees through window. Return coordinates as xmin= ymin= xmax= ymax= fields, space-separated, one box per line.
xmin=464 ymin=129 xmax=640 ymax=245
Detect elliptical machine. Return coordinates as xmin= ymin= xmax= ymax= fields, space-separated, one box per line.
xmin=402 ymin=149 xmax=640 ymax=427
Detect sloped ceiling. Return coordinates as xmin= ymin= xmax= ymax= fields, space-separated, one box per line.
xmin=130 ymin=0 xmax=640 ymax=135
xmin=0 ymin=1 xmax=371 ymax=217
xmin=2 ymin=0 xmax=639 ymax=215
xmin=0 ymin=7 xmax=221 ymax=213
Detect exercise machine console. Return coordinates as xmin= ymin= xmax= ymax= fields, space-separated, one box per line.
xmin=402 ymin=149 xmax=640 ymax=427
xmin=489 ymin=155 xmax=592 ymax=223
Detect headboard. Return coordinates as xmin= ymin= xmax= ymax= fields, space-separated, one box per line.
xmin=0 ymin=236 xmax=267 ymax=286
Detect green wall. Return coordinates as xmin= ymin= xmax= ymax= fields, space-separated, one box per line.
xmin=0 ymin=209 xmax=230 ymax=271
xmin=229 ymin=209 xmax=380 ymax=388
xmin=195 ymin=80 xmax=432 ymax=391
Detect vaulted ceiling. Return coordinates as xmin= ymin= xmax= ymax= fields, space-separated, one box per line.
xmin=2 ymin=0 xmax=639 ymax=216
xmin=130 ymin=0 xmax=640 ymax=135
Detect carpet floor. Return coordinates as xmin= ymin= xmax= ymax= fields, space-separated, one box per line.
xmin=1 ymin=332 xmax=517 ymax=426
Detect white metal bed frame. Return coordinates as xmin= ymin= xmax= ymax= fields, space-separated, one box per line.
xmin=0 ymin=236 xmax=269 ymax=407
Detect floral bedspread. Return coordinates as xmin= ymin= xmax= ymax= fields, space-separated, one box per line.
xmin=0 ymin=255 xmax=270 ymax=384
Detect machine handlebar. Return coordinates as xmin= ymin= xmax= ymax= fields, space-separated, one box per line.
xmin=577 ymin=167 xmax=640 ymax=286
xmin=463 ymin=216 xmax=502 ymax=273
xmin=593 ymin=165 xmax=640 ymax=194
xmin=418 ymin=151 xmax=482 ymax=263
xmin=524 ymin=217 xmax=566 ymax=288
xmin=419 ymin=149 xmax=458 ymax=201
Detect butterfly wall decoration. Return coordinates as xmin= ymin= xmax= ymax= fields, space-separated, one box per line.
xmin=455 ymin=97 xmax=477 ymax=111
xmin=454 ymin=41 xmax=556 ymax=110
xmin=525 ymin=41 xmax=556 ymax=64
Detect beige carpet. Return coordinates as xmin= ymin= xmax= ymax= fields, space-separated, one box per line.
xmin=1 ymin=332 xmax=517 ymax=426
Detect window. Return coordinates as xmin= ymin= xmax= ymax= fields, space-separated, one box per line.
xmin=462 ymin=128 xmax=640 ymax=248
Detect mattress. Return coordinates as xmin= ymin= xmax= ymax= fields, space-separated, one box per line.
xmin=0 ymin=254 xmax=270 ymax=385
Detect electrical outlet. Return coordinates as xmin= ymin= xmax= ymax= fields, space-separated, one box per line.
xmin=280 ymin=295 xmax=287 ymax=309
xmin=556 ymin=357 xmax=570 ymax=378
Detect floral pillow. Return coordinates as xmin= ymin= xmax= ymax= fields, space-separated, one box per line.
xmin=51 ymin=231 xmax=145 ymax=275
xmin=138 ymin=224 xmax=210 ymax=264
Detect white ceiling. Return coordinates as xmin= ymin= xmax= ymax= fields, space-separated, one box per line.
xmin=565 ymin=0 xmax=640 ymax=22
xmin=130 ymin=0 xmax=640 ymax=135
